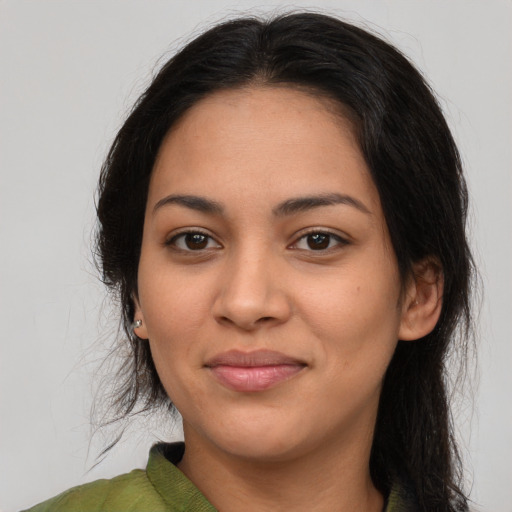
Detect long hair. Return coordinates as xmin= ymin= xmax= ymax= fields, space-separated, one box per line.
xmin=96 ymin=13 xmax=474 ymax=511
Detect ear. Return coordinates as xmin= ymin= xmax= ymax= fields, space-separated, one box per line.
xmin=132 ymin=294 xmax=149 ymax=340
xmin=398 ymin=258 xmax=443 ymax=341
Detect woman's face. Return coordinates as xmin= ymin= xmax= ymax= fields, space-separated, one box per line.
xmin=136 ymin=87 xmax=412 ymax=462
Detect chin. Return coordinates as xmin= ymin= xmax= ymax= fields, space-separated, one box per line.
xmin=204 ymin=414 xmax=318 ymax=464
xmin=219 ymin=435 xmax=306 ymax=463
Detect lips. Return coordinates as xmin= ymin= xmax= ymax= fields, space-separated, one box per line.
xmin=205 ymin=349 xmax=307 ymax=392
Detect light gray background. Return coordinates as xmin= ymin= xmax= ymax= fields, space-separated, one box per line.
xmin=1 ymin=1 xmax=511 ymax=511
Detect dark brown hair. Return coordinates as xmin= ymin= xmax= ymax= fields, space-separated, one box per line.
xmin=96 ymin=13 xmax=474 ymax=511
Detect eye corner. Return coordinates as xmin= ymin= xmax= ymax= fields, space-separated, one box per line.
xmin=289 ymin=229 xmax=351 ymax=253
xmin=165 ymin=229 xmax=222 ymax=252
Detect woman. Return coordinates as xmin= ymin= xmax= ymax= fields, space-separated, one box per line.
xmin=25 ymin=12 xmax=474 ymax=512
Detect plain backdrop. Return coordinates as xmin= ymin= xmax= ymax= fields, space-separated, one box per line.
xmin=1 ymin=1 xmax=511 ymax=511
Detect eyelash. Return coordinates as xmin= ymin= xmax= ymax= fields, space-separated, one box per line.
xmin=166 ymin=229 xmax=221 ymax=251
xmin=166 ymin=228 xmax=349 ymax=254
xmin=290 ymin=229 xmax=349 ymax=252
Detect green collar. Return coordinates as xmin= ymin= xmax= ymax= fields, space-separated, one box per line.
xmin=147 ymin=443 xmax=216 ymax=511
xmin=147 ymin=443 xmax=416 ymax=511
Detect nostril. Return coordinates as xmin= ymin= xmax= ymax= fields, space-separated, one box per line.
xmin=212 ymin=285 xmax=292 ymax=330
xmin=217 ymin=315 xmax=276 ymax=329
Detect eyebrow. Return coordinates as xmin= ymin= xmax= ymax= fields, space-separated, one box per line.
xmin=272 ymin=193 xmax=372 ymax=217
xmin=153 ymin=194 xmax=224 ymax=215
xmin=152 ymin=192 xmax=371 ymax=217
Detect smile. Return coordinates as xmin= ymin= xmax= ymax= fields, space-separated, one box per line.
xmin=205 ymin=350 xmax=307 ymax=392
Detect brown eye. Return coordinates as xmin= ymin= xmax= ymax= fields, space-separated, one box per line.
xmin=307 ymin=233 xmax=330 ymax=250
xmin=292 ymin=231 xmax=348 ymax=252
xmin=185 ymin=233 xmax=208 ymax=249
xmin=168 ymin=231 xmax=220 ymax=251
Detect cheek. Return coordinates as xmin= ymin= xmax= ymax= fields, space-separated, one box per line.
xmin=303 ymin=271 xmax=400 ymax=332
xmin=143 ymin=291 xmax=206 ymax=408
xmin=296 ymin=258 xmax=402 ymax=369
xmin=140 ymin=266 xmax=213 ymax=334
xmin=137 ymin=269 xmax=213 ymax=390
xmin=298 ymin=274 xmax=401 ymax=419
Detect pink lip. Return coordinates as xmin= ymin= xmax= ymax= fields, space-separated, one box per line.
xmin=205 ymin=350 xmax=307 ymax=392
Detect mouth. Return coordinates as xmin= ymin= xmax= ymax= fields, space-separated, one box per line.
xmin=204 ymin=349 xmax=307 ymax=392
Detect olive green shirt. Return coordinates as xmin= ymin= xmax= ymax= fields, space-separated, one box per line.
xmin=23 ymin=443 xmax=416 ymax=511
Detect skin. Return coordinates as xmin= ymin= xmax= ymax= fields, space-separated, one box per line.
xmin=134 ymin=87 xmax=442 ymax=511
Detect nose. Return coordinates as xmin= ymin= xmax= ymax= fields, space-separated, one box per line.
xmin=212 ymin=248 xmax=292 ymax=331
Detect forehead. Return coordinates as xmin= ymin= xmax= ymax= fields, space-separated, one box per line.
xmin=149 ymin=86 xmax=380 ymax=213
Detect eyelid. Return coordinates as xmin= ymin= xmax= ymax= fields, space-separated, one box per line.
xmin=289 ymin=227 xmax=350 ymax=251
xmin=165 ymin=228 xmax=222 ymax=251
xmin=163 ymin=226 xmax=349 ymax=252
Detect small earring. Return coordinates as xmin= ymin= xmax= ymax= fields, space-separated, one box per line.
xmin=132 ymin=319 xmax=142 ymax=330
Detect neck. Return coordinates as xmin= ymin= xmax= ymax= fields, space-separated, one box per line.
xmin=177 ymin=425 xmax=384 ymax=512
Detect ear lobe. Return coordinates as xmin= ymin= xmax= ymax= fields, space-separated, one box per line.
xmin=398 ymin=258 xmax=443 ymax=341
xmin=132 ymin=295 xmax=149 ymax=340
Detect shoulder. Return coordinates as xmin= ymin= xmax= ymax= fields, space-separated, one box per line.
xmin=21 ymin=468 xmax=167 ymax=512
xmin=21 ymin=443 xmax=216 ymax=512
